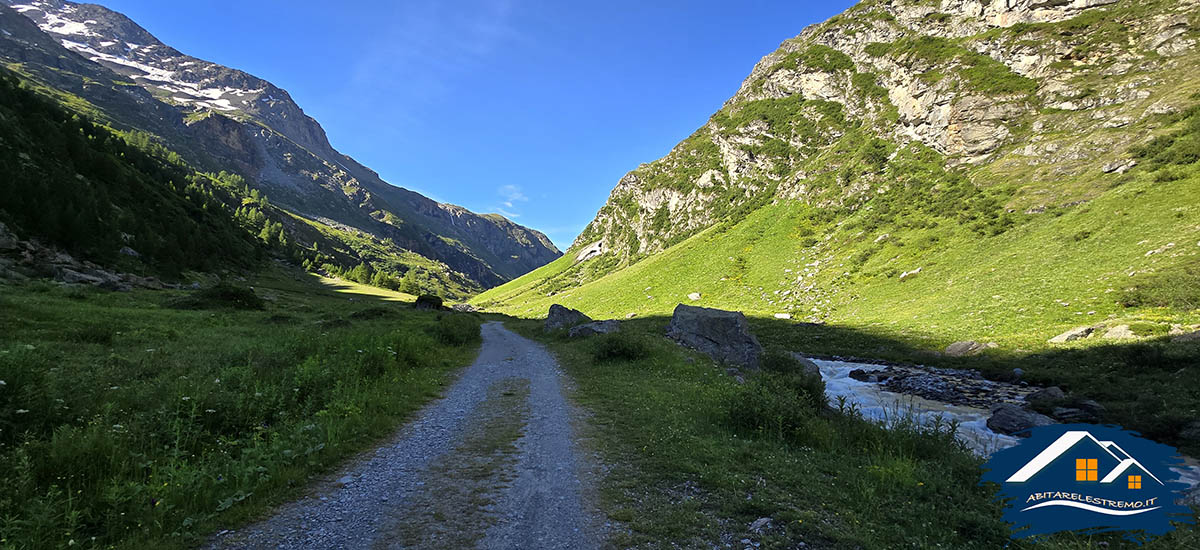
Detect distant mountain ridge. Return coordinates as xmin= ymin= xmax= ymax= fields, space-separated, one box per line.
xmin=0 ymin=0 xmax=560 ymax=293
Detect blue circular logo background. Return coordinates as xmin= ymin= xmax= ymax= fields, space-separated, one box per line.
xmin=981 ymin=424 xmax=1195 ymax=543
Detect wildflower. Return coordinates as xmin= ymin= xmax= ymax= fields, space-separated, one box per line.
xmin=205 ymin=409 xmax=216 ymax=414
xmin=214 ymin=378 xmax=221 ymax=384
xmin=109 ymin=386 xmax=120 ymax=390
xmin=181 ymin=396 xmax=191 ymax=401
xmin=16 ymin=409 xmax=28 ymax=414
xmin=0 ymin=380 xmax=5 ymax=386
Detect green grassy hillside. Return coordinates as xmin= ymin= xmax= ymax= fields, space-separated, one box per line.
xmin=475 ymin=97 xmax=1200 ymax=453
xmin=476 ymin=104 xmax=1200 ymax=339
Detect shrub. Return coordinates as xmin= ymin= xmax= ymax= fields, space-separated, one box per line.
xmin=726 ymin=370 xmax=826 ymax=440
xmin=390 ymin=329 xmax=439 ymax=369
xmin=589 ymin=331 xmax=651 ymax=362
xmin=169 ymin=282 xmax=264 ymax=310
xmin=429 ymin=314 xmax=481 ymax=346
xmin=759 ymin=349 xmax=813 ymax=376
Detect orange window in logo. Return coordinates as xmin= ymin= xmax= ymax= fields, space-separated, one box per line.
xmin=1128 ymin=475 xmax=1142 ymax=489
xmin=1075 ymin=458 xmax=1098 ymax=481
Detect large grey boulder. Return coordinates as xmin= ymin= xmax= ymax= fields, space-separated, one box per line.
xmin=545 ymin=304 xmax=591 ymax=332
xmin=987 ymin=404 xmax=1056 ymax=437
xmin=1024 ymin=386 xmax=1065 ymax=405
xmin=568 ymin=320 xmax=620 ymax=338
xmin=666 ymin=304 xmax=762 ymax=368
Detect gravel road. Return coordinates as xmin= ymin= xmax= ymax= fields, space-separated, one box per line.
xmin=208 ymin=321 xmax=604 ymax=550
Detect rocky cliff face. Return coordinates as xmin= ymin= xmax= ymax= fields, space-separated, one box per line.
xmin=571 ymin=0 xmax=1197 ymax=272
xmin=0 ymin=0 xmax=560 ymax=289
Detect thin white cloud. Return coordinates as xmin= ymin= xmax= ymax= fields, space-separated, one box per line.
xmin=495 ymin=208 xmax=521 ymax=219
xmin=498 ymin=184 xmax=528 ymax=208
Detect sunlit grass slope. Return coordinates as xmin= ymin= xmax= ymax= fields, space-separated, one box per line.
xmin=475 ymin=168 xmax=1199 ymax=350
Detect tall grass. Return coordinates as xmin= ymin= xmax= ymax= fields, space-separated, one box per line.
xmin=0 ymin=273 xmax=480 ymax=549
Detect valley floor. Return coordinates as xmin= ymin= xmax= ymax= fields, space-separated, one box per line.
xmin=208 ymin=322 xmax=604 ymax=550
xmin=3 ymin=272 xmax=1197 ymax=549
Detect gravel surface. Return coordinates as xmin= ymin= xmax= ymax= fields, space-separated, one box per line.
xmin=207 ymin=321 xmax=604 ymax=549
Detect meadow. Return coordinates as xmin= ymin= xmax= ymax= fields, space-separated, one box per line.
xmin=0 ymin=267 xmax=481 ymax=549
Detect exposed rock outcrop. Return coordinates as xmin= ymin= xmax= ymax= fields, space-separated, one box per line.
xmin=1102 ymin=324 xmax=1136 ymax=339
xmin=1048 ymin=326 xmax=1095 ymax=343
xmin=0 ymin=222 xmax=175 ymax=291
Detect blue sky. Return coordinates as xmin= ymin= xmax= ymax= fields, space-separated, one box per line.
xmin=99 ymin=0 xmax=856 ymax=250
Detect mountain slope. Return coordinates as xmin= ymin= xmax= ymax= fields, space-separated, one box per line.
xmin=0 ymin=0 xmax=560 ymax=294
xmin=0 ymin=69 xmax=264 ymax=275
xmin=475 ymin=0 xmax=1200 ymax=330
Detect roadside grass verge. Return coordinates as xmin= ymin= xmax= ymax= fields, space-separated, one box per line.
xmin=0 ymin=267 xmax=481 ymax=550
xmin=508 ymin=317 xmax=1200 ymax=549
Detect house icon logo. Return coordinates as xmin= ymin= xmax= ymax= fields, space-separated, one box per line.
xmin=982 ymin=424 xmax=1194 ymax=543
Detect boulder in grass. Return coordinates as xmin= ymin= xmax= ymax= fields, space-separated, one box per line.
xmin=568 ymin=320 xmax=620 ymax=338
xmin=1102 ymin=325 xmax=1136 ymax=339
xmin=666 ymin=304 xmax=762 ymax=368
xmin=545 ymin=304 xmax=591 ymax=332
xmin=414 ymin=294 xmax=444 ymax=310
xmin=945 ymin=341 xmax=987 ymax=357
xmin=1048 ymin=326 xmax=1094 ymax=343
xmin=987 ymin=404 xmax=1056 ymax=437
